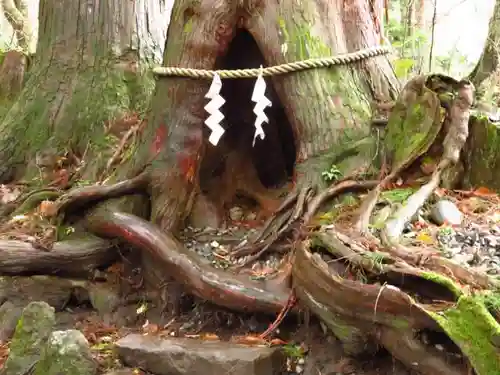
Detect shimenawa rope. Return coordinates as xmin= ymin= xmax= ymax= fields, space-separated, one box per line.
xmin=152 ymin=46 xmax=391 ymax=79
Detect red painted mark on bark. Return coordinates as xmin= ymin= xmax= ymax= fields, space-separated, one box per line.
xmin=177 ymin=153 xmax=197 ymax=183
xmin=175 ymin=131 xmax=202 ymax=183
xmin=150 ymin=123 xmax=168 ymax=156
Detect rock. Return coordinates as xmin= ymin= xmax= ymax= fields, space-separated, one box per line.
xmin=189 ymin=194 xmax=223 ymax=228
xmin=34 ymin=330 xmax=97 ymax=375
xmin=430 ymin=200 xmax=463 ymax=226
xmin=229 ymin=206 xmax=244 ymax=221
xmin=245 ymin=212 xmax=257 ymax=221
xmin=0 ymin=276 xmax=74 ymax=310
xmin=88 ymin=282 xmax=122 ymax=316
xmin=2 ymin=301 xmax=56 ymax=375
xmin=486 ymin=235 xmax=498 ymax=248
xmin=0 ymin=301 xmax=23 ymax=342
xmin=115 ymin=334 xmax=285 ymax=375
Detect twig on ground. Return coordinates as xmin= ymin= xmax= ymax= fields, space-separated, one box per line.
xmin=259 ymin=291 xmax=296 ymax=339
xmin=101 ymin=124 xmax=140 ymax=180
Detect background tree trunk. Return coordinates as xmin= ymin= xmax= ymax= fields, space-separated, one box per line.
xmin=468 ymin=0 xmax=500 ymax=96
xmin=0 ymin=0 xmax=170 ymax=183
xmin=0 ymin=0 xmax=33 ymax=100
xmin=1 ymin=0 xmax=33 ymax=52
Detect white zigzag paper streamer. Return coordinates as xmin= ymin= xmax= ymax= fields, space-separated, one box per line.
xmin=204 ymin=73 xmax=225 ymax=146
xmin=251 ymin=66 xmax=272 ymax=146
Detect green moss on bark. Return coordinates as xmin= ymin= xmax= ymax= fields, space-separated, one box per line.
xmin=385 ymin=87 xmax=444 ymax=172
xmin=276 ymin=16 xmax=372 ymax=137
xmin=463 ymin=117 xmax=500 ymax=192
xmin=0 ymin=62 xmax=154 ymax=183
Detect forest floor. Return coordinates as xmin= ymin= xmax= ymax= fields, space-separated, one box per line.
xmin=0 ymin=179 xmax=498 ymax=374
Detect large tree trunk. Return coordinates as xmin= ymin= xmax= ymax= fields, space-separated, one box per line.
xmin=123 ymin=0 xmax=400 ymax=290
xmin=134 ymin=0 xmax=400 ymax=233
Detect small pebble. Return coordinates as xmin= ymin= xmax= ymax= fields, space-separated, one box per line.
xmin=430 ymin=200 xmax=463 ymax=226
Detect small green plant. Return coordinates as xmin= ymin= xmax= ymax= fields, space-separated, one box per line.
xmin=364 ymin=251 xmax=389 ymax=271
xmin=322 ymin=164 xmax=343 ymax=182
xmin=438 ymin=226 xmax=453 ymax=237
xmin=282 ymin=342 xmax=305 ymax=358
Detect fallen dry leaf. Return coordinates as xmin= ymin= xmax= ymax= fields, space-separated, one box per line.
xmin=416 ymin=232 xmax=434 ymax=244
xmin=142 ymin=321 xmax=160 ymax=334
xmin=269 ymin=338 xmax=287 ymax=346
xmin=231 ymin=335 xmax=267 ymax=346
xmin=38 ymin=200 xmax=57 ymax=217
xmin=200 ymin=333 xmax=220 ymax=341
xmin=473 ymin=186 xmax=497 ymax=197
xmin=0 ymin=185 xmax=21 ymax=204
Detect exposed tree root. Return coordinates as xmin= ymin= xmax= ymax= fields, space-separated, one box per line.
xmin=231 ymin=180 xmax=378 ymax=267
xmin=292 ymin=230 xmax=498 ymax=375
xmin=259 ymin=291 xmax=296 ymax=339
xmin=303 ymin=179 xmax=379 ymax=223
xmin=378 ymin=327 xmax=464 ymax=375
xmin=11 ymin=189 xmax=62 ymax=216
xmin=0 ymin=236 xmax=117 ymax=275
xmin=83 ymin=209 xmax=291 ymax=314
xmin=382 ymin=160 xmax=448 ymax=245
xmin=53 ymin=172 xmax=150 ymax=216
xmin=100 ymin=124 xmax=141 ymax=181
xmin=0 ymin=188 xmax=61 ymax=218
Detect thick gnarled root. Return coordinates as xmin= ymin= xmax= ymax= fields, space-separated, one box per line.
xmin=230 ymin=179 xmax=378 ymax=268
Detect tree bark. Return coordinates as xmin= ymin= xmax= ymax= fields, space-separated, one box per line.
xmin=0 ymin=0 xmax=170 ymax=183
xmin=133 ymin=0 xmax=400 ymax=233
xmin=468 ymin=0 xmax=500 ymax=95
xmin=0 ymin=0 xmax=33 ymax=100
xmin=2 ymin=1 xmax=499 ymax=375
xmin=1 ymin=0 xmax=33 ymax=52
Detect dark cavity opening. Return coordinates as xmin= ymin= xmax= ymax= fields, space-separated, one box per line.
xmin=198 ymin=29 xmax=296 ymax=212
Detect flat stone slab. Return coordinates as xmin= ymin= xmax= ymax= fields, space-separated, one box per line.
xmin=115 ymin=334 xmax=285 ymax=375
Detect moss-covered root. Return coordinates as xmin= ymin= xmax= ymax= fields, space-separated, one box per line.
xmin=418 ymin=271 xmax=500 ymax=375
xmin=296 ymin=286 xmax=377 ymax=356
xmin=11 ymin=189 xmax=61 ymax=216
xmin=429 ymin=293 xmax=500 ymax=375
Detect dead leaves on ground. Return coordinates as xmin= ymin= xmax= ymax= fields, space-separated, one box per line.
xmin=0 ymin=184 xmax=21 ymax=204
